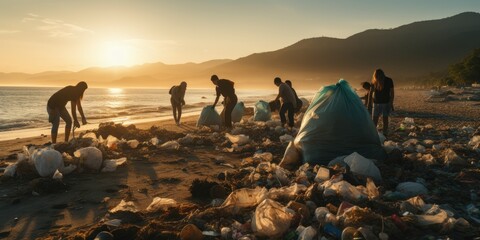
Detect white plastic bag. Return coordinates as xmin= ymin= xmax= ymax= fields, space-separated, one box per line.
xmin=222 ymin=187 xmax=267 ymax=209
xmin=279 ymin=141 xmax=301 ymax=170
xmin=4 ymin=162 xmax=18 ymax=177
xmin=267 ymin=183 xmax=307 ymax=200
xmin=127 ymin=139 xmax=140 ymax=149
xmin=102 ymin=157 xmax=127 ymax=172
xmin=110 ymin=200 xmax=139 ymax=213
xmin=343 ymin=152 xmax=382 ymax=181
xmin=160 ymin=140 xmax=180 ymax=150
xmin=74 ymin=147 xmax=103 ymax=170
xmin=105 ymin=135 xmax=119 ymax=150
xmin=251 ymin=199 xmax=294 ymax=237
xmin=323 ymin=180 xmax=367 ymax=201
xmin=146 ymin=197 xmax=178 ymax=212
xmin=225 ymin=133 xmax=250 ymax=146
xmin=32 ymin=148 xmax=64 ymax=177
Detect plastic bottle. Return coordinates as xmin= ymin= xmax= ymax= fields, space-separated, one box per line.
xmin=323 ymin=223 xmax=341 ymax=239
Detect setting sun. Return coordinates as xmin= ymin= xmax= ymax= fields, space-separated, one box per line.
xmin=102 ymin=41 xmax=133 ymax=67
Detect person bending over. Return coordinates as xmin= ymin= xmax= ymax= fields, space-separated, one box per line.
xmin=169 ymin=81 xmax=187 ymax=125
xmin=274 ymin=77 xmax=297 ymax=129
xmin=360 ymin=81 xmax=373 ymax=114
xmin=211 ymin=75 xmax=238 ymax=129
xmin=47 ymin=81 xmax=88 ymax=143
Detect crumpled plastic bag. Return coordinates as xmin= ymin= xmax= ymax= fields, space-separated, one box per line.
xmin=127 ymin=139 xmax=140 ymax=149
xmin=102 ymin=157 xmax=127 ymax=172
xmin=105 ymin=135 xmax=119 ymax=150
xmin=396 ymin=182 xmax=428 ymax=198
xmin=74 ymin=147 xmax=103 ymax=170
xmin=225 ymin=133 xmax=250 ymax=146
xmin=222 ymin=187 xmax=268 ymax=210
xmin=146 ymin=197 xmax=178 ymax=212
xmin=160 ymin=140 xmax=180 ymax=150
xmin=342 ymin=152 xmax=382 ymax=181
xmin=279 ymin=141 xmax=301 ymax=170
xmin=32 ymin=148 xmax=64 ymax=177
xmin=110 ymin=200 xmax=139 ymax=213
xmin=253 ymin=100 xmax=272 ymax=122
xmin=251 ymin=199 xmax=294 ymax=237
xmin=268 ymin=183 xmax=307 ymax=200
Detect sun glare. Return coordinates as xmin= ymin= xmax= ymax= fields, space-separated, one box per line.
xmin=108 ymin=88 xmax=124 ymax=94
xmin=102 ymin=41 xmax=132 ymax=67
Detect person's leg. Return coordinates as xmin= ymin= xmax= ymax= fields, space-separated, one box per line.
xmin=48 ymin=107 xmax=60 ymax=143
xmin=171 ymin=99 xmax=178 ymax=123
xmin=178 ymin=104 xmax=182 ymax=125
xmin=59 ymin=107 xmax=72 ymax=142
xmin=372 ymin=104 xmax=380 ymax=129
xmin=279 ymin=103 xmax=287 ymax=126
xmin=287 ymin=103 xmax=294 ymax=127
xmin=382 ymin=104 xmax=391 ymax=135
xmin=224 ymin=96 xmax=236 ymax=128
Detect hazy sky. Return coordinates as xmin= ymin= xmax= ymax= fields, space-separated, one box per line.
xmin=1 ymin=0 xmax=479 ymax=73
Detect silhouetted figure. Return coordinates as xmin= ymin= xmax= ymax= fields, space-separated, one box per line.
xmin=370 ymin=69 xmax=395 ymax=135
xmin=169 ymin=81 xmax=187 ymax=125
xmin=211 ymin=75 xmax=238 ymax=129
xmin=285 ymin=80 xmax=303 ymax=113
xmin=274 ymin=77 xmax=297 ymax=128
xmin=47 ymin=81 xmax=88 ymax=143
xmin=360 ymin=81 xmax=373 ymax=114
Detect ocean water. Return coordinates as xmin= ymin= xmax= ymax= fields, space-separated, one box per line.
xmin=0 ymin=86 xmax=314 ymax=137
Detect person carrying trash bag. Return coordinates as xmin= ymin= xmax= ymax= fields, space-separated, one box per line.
xmin=280 ymin=79 xmax=386 ymax=168
xmin=47 ymin=81 xmax=88 ymax=143
xmin=211 ymin=74 xmax=238 ymax=129
xmin=274 ymin=77 xmax=297 ymax=130
xmin=169 ymin=81 xmax=187 ymax=126
xmin=285 ymin=80 xmax=303 ymax=113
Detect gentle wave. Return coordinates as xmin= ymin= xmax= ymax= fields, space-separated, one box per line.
xmin=0 ymin=87 xmax=315 ymax=132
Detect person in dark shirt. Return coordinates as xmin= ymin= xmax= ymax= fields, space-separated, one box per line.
xmin=360 ymin=81 xmax=373 ymax=114
xmin=285 ymin=80 xmax=303 ymax=113
xmin=274 ymin=77 xmax=297 ymax=129
xmin=47 ymin=81 xmax=88 ymax=143
xmin=370 ymin=69 xmax=394 ymax=136
xmin=211 ymin=75 xmax=238 ymax=129
xmin=169 ymin=81 xmax=187 ymax=125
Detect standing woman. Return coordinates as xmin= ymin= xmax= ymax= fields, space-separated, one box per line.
xmin=47 ymin=81 xmax=88 ymax=143
xmin=169 ymin=81 xmax=187 ymax=125
xmin=371 ymin=69 xmax=394 ymax=136
xmin=211 ymin=74 xmax=237 ymax=129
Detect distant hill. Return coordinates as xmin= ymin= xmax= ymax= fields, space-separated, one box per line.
xmin=212 ymin=12 xmax=480 ymax=88
xmin=1 ymin=12 xmax=479 ymax=89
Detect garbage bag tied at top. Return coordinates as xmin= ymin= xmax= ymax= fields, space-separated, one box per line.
xmin=293 ymin=79 xmax=387 ymax=165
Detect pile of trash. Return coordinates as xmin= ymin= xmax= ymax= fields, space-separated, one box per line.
xmin=3 ymin=84 xmax=480 ymax=239
xmin=31 ymin=114 xmax=478 ymax=240
xmin=427 ymin=88 xmax=480 ymax=102
xmin=0 ymin=123 xmax=191 ymax=191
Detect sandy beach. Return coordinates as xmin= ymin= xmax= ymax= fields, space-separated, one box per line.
xmin=0 ymin=88 xmax=479 ymax=239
